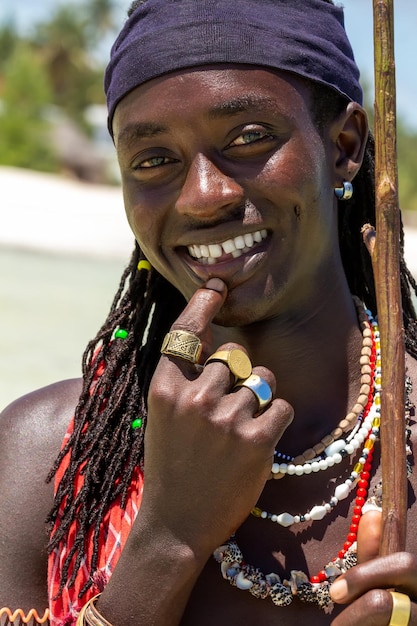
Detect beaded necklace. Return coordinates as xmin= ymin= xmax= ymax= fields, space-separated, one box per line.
xmin=252 ymin=403 xmax=379 ymax=528
xmin=213 ymin=303 xmax=384 ymax=611
xmin=253 ymin=311 xmax=380 ymax=528
xmin=269 ymin=296 xmax=376 ymax=479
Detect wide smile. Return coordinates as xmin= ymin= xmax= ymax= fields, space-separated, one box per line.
xmin=186 ymin=229 xmax=268 ymax=265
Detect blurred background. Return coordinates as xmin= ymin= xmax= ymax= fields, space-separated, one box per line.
xmin=0 ymin=0 xmax=417 ymax=409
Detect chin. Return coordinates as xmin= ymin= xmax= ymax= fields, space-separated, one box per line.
xmin=213 ymin=285 xmax=278 ymax=328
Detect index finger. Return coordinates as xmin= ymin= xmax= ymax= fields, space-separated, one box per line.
xmin=162 ymin=277 xmax=228 ymax=365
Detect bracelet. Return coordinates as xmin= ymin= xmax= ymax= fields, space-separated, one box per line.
xmin=76 ymin=594 xmax=113 ymax=626
xmin=0 ymin=607 xmax=50 ymax=624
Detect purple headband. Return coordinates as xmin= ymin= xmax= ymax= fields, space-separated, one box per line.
xmin=105 ymin=0 xmax=362 ymax=134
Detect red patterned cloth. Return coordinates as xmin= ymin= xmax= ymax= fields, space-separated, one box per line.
xmin=47 ymin=418 xmax=144 ymax=625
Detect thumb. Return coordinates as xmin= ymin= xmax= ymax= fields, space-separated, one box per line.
xmin=356 ymin=508 xmax=382 ymax=563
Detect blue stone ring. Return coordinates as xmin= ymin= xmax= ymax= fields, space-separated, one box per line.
xmin=234 ymin=374 xmax=273 ymax=413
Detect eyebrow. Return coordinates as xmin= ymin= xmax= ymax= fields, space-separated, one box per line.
xmin=207 ymin=95 xmax=279 ymax=119
xmin=116 ymin=122 xmax=169 ymax=148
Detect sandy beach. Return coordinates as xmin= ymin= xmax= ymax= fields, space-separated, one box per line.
xmin=0 ymin=167 xmax=133 ymax=408
xmin=1 ymin=166 xmax=417 ymax=409
xmin=0 ymin=166 xmax=133 ymax=258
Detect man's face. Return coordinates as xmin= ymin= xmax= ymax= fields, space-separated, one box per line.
xmin=113 ymin=66 xmax=341 ymax=326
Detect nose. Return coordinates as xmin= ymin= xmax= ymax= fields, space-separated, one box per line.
xmin=175 ymin=153 xmax=244 ymax=218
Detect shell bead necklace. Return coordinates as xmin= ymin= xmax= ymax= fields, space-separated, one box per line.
xmin=214 ymin=439 xmax=374 ymax=610
xmin=213 ymin=474 xmax=366 ymax=611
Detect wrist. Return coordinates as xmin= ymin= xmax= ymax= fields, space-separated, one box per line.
xmin=96 ymin=517 xmax=208 ymax=626
xmin=132 ymin=502 xmax=218 ymax=564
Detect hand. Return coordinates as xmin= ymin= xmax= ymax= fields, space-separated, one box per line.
xmin=330 ymin=511 xmax=417 ymax=624
xmin=141 ymin=278 xmax=293 ymax=560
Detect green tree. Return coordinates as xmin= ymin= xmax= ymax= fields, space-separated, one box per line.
xmin=30 ymin=0 xmax=117 ymax=125
xmin=0 ymin=20 xmax=20 ymax=75
xmin=86 ymin=0 xmax=117 ymax=38
xmin=33 ymin=7 xmax=99 ymax=124
xmin=0 ymin=43 xmax=58 ymax=172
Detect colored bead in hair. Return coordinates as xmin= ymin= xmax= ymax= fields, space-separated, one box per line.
xmin=114 ymin=328 xmax=129 ymax=339
xmin=137 ymin=260 xmax=151 ymax=271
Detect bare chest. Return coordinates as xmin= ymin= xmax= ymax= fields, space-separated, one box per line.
xmin=180 ymin=442 xmax=417 ymax=626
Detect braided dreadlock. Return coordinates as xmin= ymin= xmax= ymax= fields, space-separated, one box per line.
xmin=47 ymin=0 xmax=417 ymax=599
xmin=46 ymin=252 xmax=186 ymax=595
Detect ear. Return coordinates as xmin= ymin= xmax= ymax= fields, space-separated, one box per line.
xmin=330 ymin=102 xmax=369 ymax=185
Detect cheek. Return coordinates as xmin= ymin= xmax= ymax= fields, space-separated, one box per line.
xmin=122 ymin=181 xmax=162 ymax=248
xmin=122 ymin=187 xmax=179 ymax=281
xmin=125 ymin=205 xmax=154 ymax=240
xmin=261 ymin=135 xmax=326 ymax=203
xmin=126 ymin=209 xmax=160 ymax=267
xmin=260 ymin=138 xmax=335 ymax=263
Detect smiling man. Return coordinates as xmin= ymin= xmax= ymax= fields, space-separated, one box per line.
xmin=1 ymin=1 xmax=417 ymax=625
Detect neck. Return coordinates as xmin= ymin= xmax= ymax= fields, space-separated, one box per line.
xmin=211 ymin=285 xmax=364 ymax=455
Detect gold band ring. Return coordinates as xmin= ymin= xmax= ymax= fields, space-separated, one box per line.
xmin=161 ymin=330 xmax=202 ymax=364
xmin=389 ymin=591 xmax=411 ymax=626
xmin=234 ymin=374 xmax=273 ymax=412
xmin=204 ymin=349 xmax=252 ymax=382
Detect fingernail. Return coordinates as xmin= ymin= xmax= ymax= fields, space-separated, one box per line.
xmin=330 ymin=578 xmax=348 ymax=602
xmin=205 ymin=278 xmax=225 ymax=293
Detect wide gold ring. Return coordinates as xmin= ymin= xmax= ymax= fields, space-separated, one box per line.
xmin=234 ymin=374 xmax=273 ymax=413
xmin=204 ymin=349 xmax=252 ymax=382
xmin=389 ymin=591 xmax=411 ymax=626
xmin=161 ymin=330 xmax=202 ymax=364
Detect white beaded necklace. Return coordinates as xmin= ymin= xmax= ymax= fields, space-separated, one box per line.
xmin=253 ymin=392 xmax=380 ymax=527
xmin=253 ymin=309 xmax=380 ymax=528
xmin=269 ymin=297 xmax=379 ymax=479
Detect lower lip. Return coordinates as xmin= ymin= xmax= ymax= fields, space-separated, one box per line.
xmin=179 ymin=239 xmax=269 ymax=286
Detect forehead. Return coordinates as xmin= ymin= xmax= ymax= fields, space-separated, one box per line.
xmin=112 ymin=66 xmax=313 ymax=142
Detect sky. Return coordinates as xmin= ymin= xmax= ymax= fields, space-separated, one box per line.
xmin=343 ymin=0 xmax=417 ymax=130
xmin=1 ymin=0 xmax=416 ymax=130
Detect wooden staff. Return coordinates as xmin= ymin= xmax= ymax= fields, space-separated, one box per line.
xmin=372 ymin=0 xmax=407 ymax=554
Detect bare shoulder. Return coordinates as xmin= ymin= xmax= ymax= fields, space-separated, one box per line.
xmin=0 ymin=377 xmax=82 ymax=476
xmin=0 ymin=378 xmax=82 ymax=611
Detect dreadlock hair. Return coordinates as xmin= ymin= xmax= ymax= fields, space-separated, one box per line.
xmin=339 ymin=133 xmax=417 ymax=345
xmin=309 ymin=81 xmax=417 ymax=352
xmin=47 ymin=0 xmax=417 ymax=599
xmin=46 ymin=248 xmax=187 ymax=596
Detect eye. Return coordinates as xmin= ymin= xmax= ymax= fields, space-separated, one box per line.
xmin=133 ymin=155 xmax=175 ymax=169
xmin=128 ymin=150 xmax=180 ymax=184
xmin=224 ymin=125 xmax=279 ymax=157
xmin=229 ymin=129 xmax=272 ymax=146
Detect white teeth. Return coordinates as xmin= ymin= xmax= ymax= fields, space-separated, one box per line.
xmin=234 ymin=235 xmax=245 ymax=250
xmin=187 ymin=229 xmax=267 ymax=263
xmin=208 ymin=243 xmax=222 ymax=258
xmin=200 ymin=244 xmax=209 ymax=257
xmin=244 ymin=233 xmax=254 ymax=247
xmin=222 ymin=239 xmax=236 ymax=254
